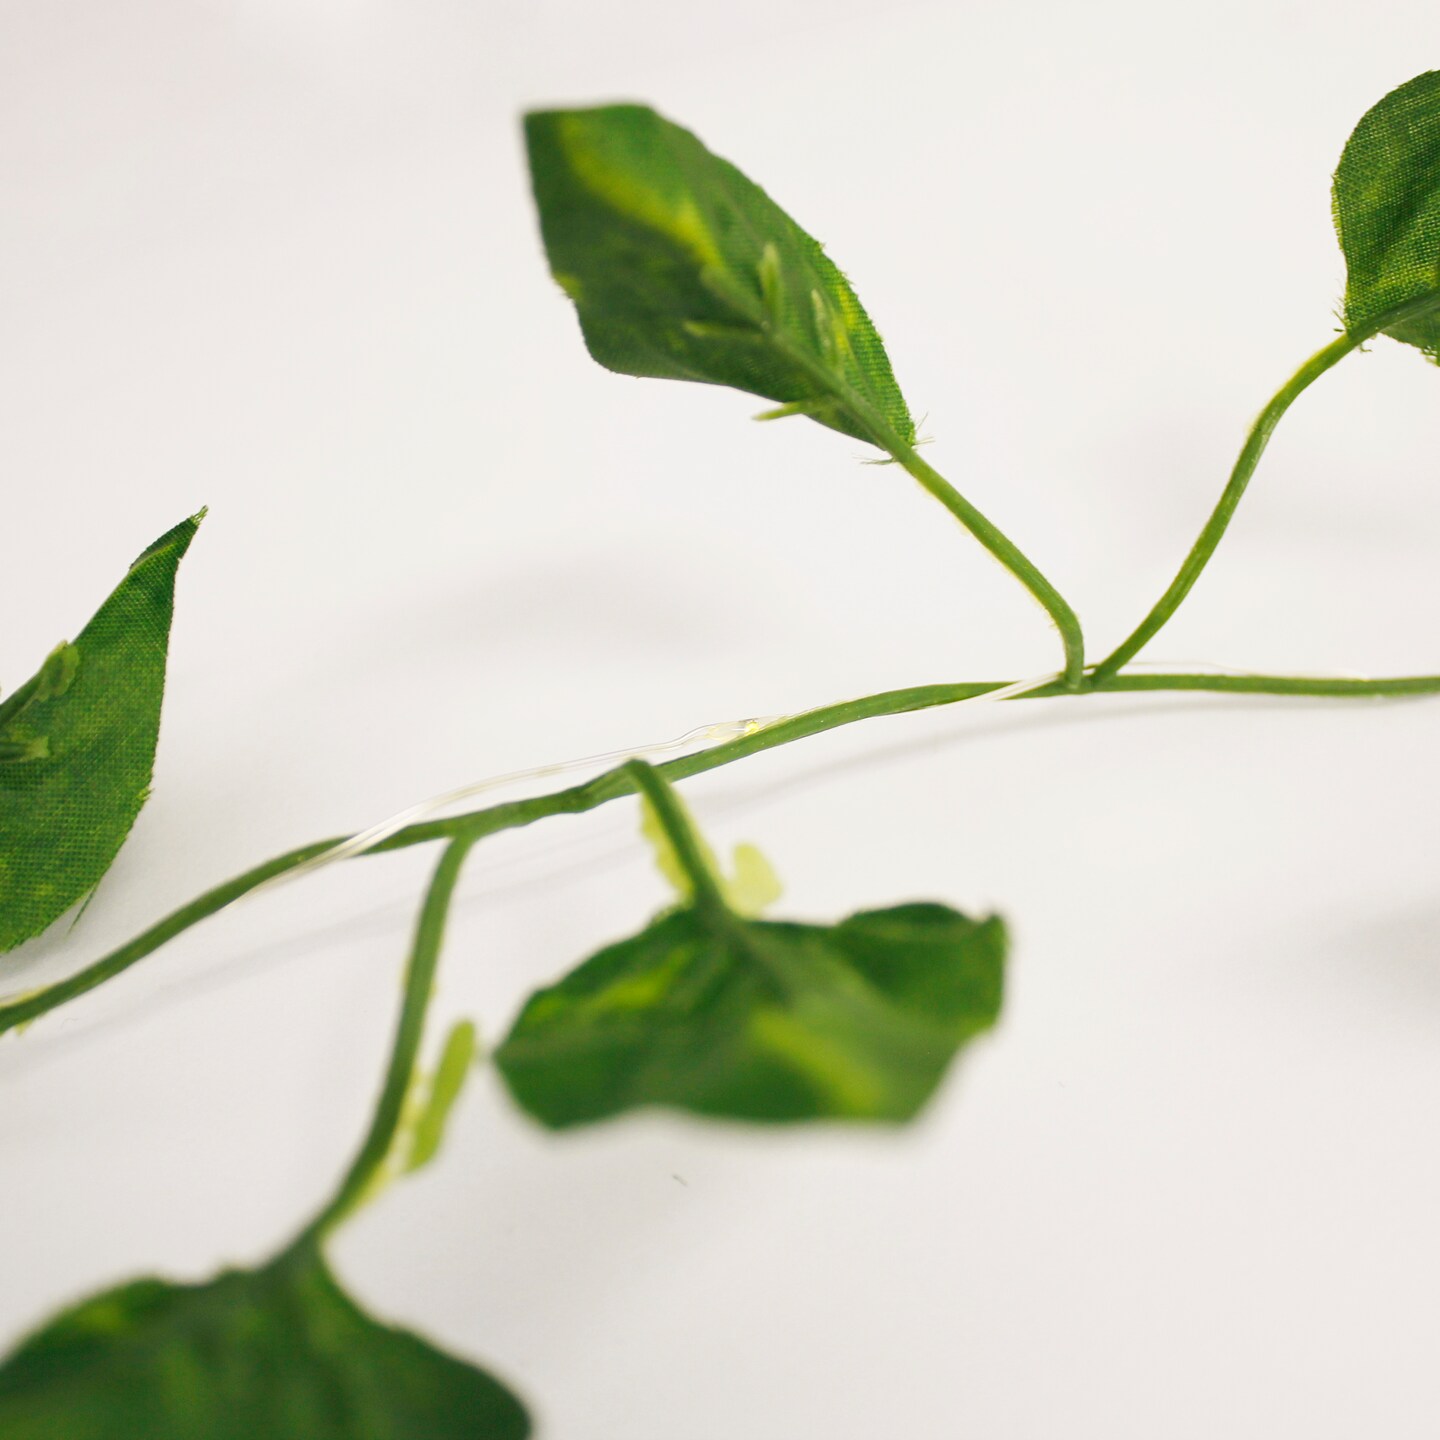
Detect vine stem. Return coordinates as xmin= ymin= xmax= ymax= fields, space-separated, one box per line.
xmin=295 ymin=834 xmax=476 ymax=1247
xmin=3 ymin=667 xmax=1440 ymax=1043
xmin=0 ymin=840 xmax=342 ymax=1036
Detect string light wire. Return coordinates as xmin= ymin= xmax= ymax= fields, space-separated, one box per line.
xmin=244 ymin=657 xmax=1388 ymax=897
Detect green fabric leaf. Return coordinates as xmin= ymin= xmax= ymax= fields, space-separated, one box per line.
xmin=0 ymin=1243 xmax=530 ymax=1439
xmin=1333 ymin=70 xmax=1440 ymax=357
xmin=524 ymin=103 xmax=914 ymax=447
xmin=0 ymin=514 xmax=201 ymax=953
xmin=495 ymin=900 xmax=1005 ymax=1127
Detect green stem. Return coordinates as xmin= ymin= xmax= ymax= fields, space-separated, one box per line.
xmin=731 ymin=291 xmax=1085 ymax=690
xmin=6 ymin=666 xmax=1440 ymax=1041
xmin=297 ymin=834 xmax=475 ymax=1246
xmin=1093 ymin=289 xmax=1440 ymax=685
xmin=380 ymin=683 xmax=1006 ymax=852
xmin=623 ymin=760 xmax=728 ymax=917
xmin=1092 ymin=332 xmax=1362 ymax=682
xmin=889 ymin=443 xmax=1086 ymax=690
xmin=0 ymin=839 xmax=340 ymax=1037
xmin=1095 ymin=670 xmax=1440 ymax=698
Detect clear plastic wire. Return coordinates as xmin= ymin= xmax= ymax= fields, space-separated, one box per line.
xmin=257 ymin=714 xmax=787 ymax=894
xmin=254 ymin=671 xmax=1073 ymax=896
xmin=249 ymin=656 xmax=1384 ymax=898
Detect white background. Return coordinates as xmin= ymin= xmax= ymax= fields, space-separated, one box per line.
xmin=5 ymin=2 xmax=1440 ymax=1435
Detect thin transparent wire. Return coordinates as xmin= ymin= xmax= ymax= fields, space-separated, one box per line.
xmin=249 ymin=657 xmax=1388 ymax=897
xmin=257 ymin=714 xmax=785 ymax=893
xmin=255 ymin=670 xmax=1072 ymax=895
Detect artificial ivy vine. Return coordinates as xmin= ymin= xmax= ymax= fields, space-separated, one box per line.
xmin=3 ymin=68 xmax=1440 ymax=1436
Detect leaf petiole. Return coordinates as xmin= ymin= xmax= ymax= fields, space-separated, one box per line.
xmin=716 ymin=274 xmax=1088 ymax=689
xmin=1091 ymin=331 xmax=1363 ymax=682
xmin=886 ymin=440 xmax=1086 ymax=689
xmin=1094 ymin=290 xmax=1440 ymax=683
xmin=296 ymin=834 xmax=477 ymax=1247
